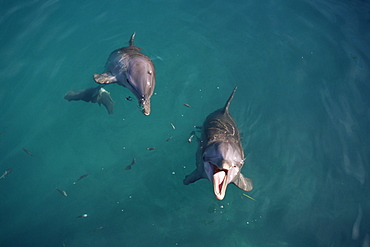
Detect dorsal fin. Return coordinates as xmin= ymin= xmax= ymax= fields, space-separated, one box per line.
xmin=222 ymin=87 xmax=237 ymax=113
xmin=129 ymin=32 xmax=136 ymax=46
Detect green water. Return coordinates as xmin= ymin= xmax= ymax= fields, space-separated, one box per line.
xmin=0 ymin=0 xmax=369 ymax=246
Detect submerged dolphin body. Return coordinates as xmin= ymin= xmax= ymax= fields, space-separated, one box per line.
xmin=183 ymin=87 xmax=253 ymax=200
xmin=93 ymin=33 xmax=156 ymax=115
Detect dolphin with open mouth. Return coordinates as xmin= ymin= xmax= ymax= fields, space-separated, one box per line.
xmin=183 ymin=87 xmax=253 ymax=200
xmin=93 ymin=32 xmax=156 ymax=115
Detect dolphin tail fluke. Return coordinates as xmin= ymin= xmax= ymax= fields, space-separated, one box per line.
xmin=233 ymin=172 xmax=253 ymax=191
xmin=93 ymin=72 xmax=117 ymax=85
xmin=223 ymin=87 xmax=237 ymax=114
xmin=94 ymin=88 xmax=115 ymax=114
xmin=64 ymin=86 xmax=114 ymax=114
xmin=129 ymin=32 xmax=136 ymax=46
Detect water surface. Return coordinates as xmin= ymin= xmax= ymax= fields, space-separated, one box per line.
xmin=0 ymin=0 xmax=369 ymax=246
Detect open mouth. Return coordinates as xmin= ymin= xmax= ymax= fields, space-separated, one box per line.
xmin=211 ymin=163 xmax=228 ymax=200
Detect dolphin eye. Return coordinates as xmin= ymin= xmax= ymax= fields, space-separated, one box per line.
xmin=148 ymin=70 xmax=152 ymax=75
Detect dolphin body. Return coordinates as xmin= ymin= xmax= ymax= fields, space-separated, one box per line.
xmin=93 ymin=33 xmax=156 ymax=115
xmin=183 ymin=87 xmax=253 ymax=200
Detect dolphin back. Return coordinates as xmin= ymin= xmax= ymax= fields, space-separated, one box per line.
xmin=223 ymin=87 xmax=237 ymax=114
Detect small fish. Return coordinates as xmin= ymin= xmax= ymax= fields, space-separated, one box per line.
xmin=188 ymin=130 xmax=195 ymax=143
xmin=125 ymin=158 xmax=136 ymax=170
xmin=166 ymin=136 xmax=173 ymax=142
xmin=130 ymin=158 xmax=136 ymax=166
xmin=76 ymin=214 xmax=88 ymax=218
xmin=169 ymin=122 xmax=175 ymax=129
xmin=146 ymin=147 xmax=155 ymax=151
xmin=56 ymin=188 xmax=68 ymax=197
xmin=0 ymin=169 xmax=12 ymax=179
xmin=62 ymin=242 xmax=66 ymax=247
xmin=188 ymin=134 xmax=194 ymax=143
xmin=94 ymin=225 xmax=104 ymax=232
xmin=23 ymin=148 xmax=33 ymax=157
xmin=73 ymin=174 xmax=88 ymax=184
xmin=125 ymin=96 xmax=133 ymax=101
xmin=184 ymin=104 xmax=192 ymax=108
xmin=242 ymin=193 xmax=256 ymax=201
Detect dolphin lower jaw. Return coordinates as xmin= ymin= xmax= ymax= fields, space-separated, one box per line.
xmin=213 ymin=171 xmax=228 ymax=200
xmin=211 ymin=164 xmax=229 ymax=200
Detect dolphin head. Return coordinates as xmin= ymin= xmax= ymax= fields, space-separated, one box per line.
xmin=127 ymin=56 xmax=156 ymax=115
xmin=203 ymin=142 xmax=244 ymax=200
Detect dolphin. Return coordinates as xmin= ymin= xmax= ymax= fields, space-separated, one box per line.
xmin=64 ymin=86 xmax=114 ymax=114
xmin=93 ymin=32 xmax=156 ymax=115
xmin=183 ymin=87 xmax=253 ymax=200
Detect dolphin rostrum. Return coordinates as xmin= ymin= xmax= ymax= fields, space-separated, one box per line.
xmin=93 ymin=33 xmax=156 ymax=115
xmin=183 ymin=87 xmax=253 ymax=200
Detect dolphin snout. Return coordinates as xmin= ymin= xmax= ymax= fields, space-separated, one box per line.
xmin=140 ymin=98 xmax=151 ymax=115
xmin=221 ymin=160 xmax=231 ymax=170
xmin=143 ymin=108 xmax=150 ymax=115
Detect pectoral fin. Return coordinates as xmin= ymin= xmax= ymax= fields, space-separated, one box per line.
xmin=183 ymin=169 xmax=205 ymax=185
xmin=233 ymin=173 xmax=253 ymax=191
xmin=94 ymin=88 xmax=114 ymax=114
xmin=93 ymin=72 xmax=117 ymax=84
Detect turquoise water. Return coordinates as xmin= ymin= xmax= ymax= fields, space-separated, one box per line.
xmin=1 ymin=0 xmax=369 ymax=246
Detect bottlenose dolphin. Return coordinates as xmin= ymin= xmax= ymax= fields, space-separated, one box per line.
xmin=183 ymin=87 xmax=253 ymax=200
xmin=64 ymin=86 xmax=114 ymax=114
xmin=93 ymin=33 xmax=156 ymax=115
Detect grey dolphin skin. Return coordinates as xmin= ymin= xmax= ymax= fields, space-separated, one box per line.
xmin=183 ymin=87 xmax=253 ymax=200
xmin=93 ymin=32 xmax=156 ymax=115
xmin=64 ymin=86 xmax=114 ymax=114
